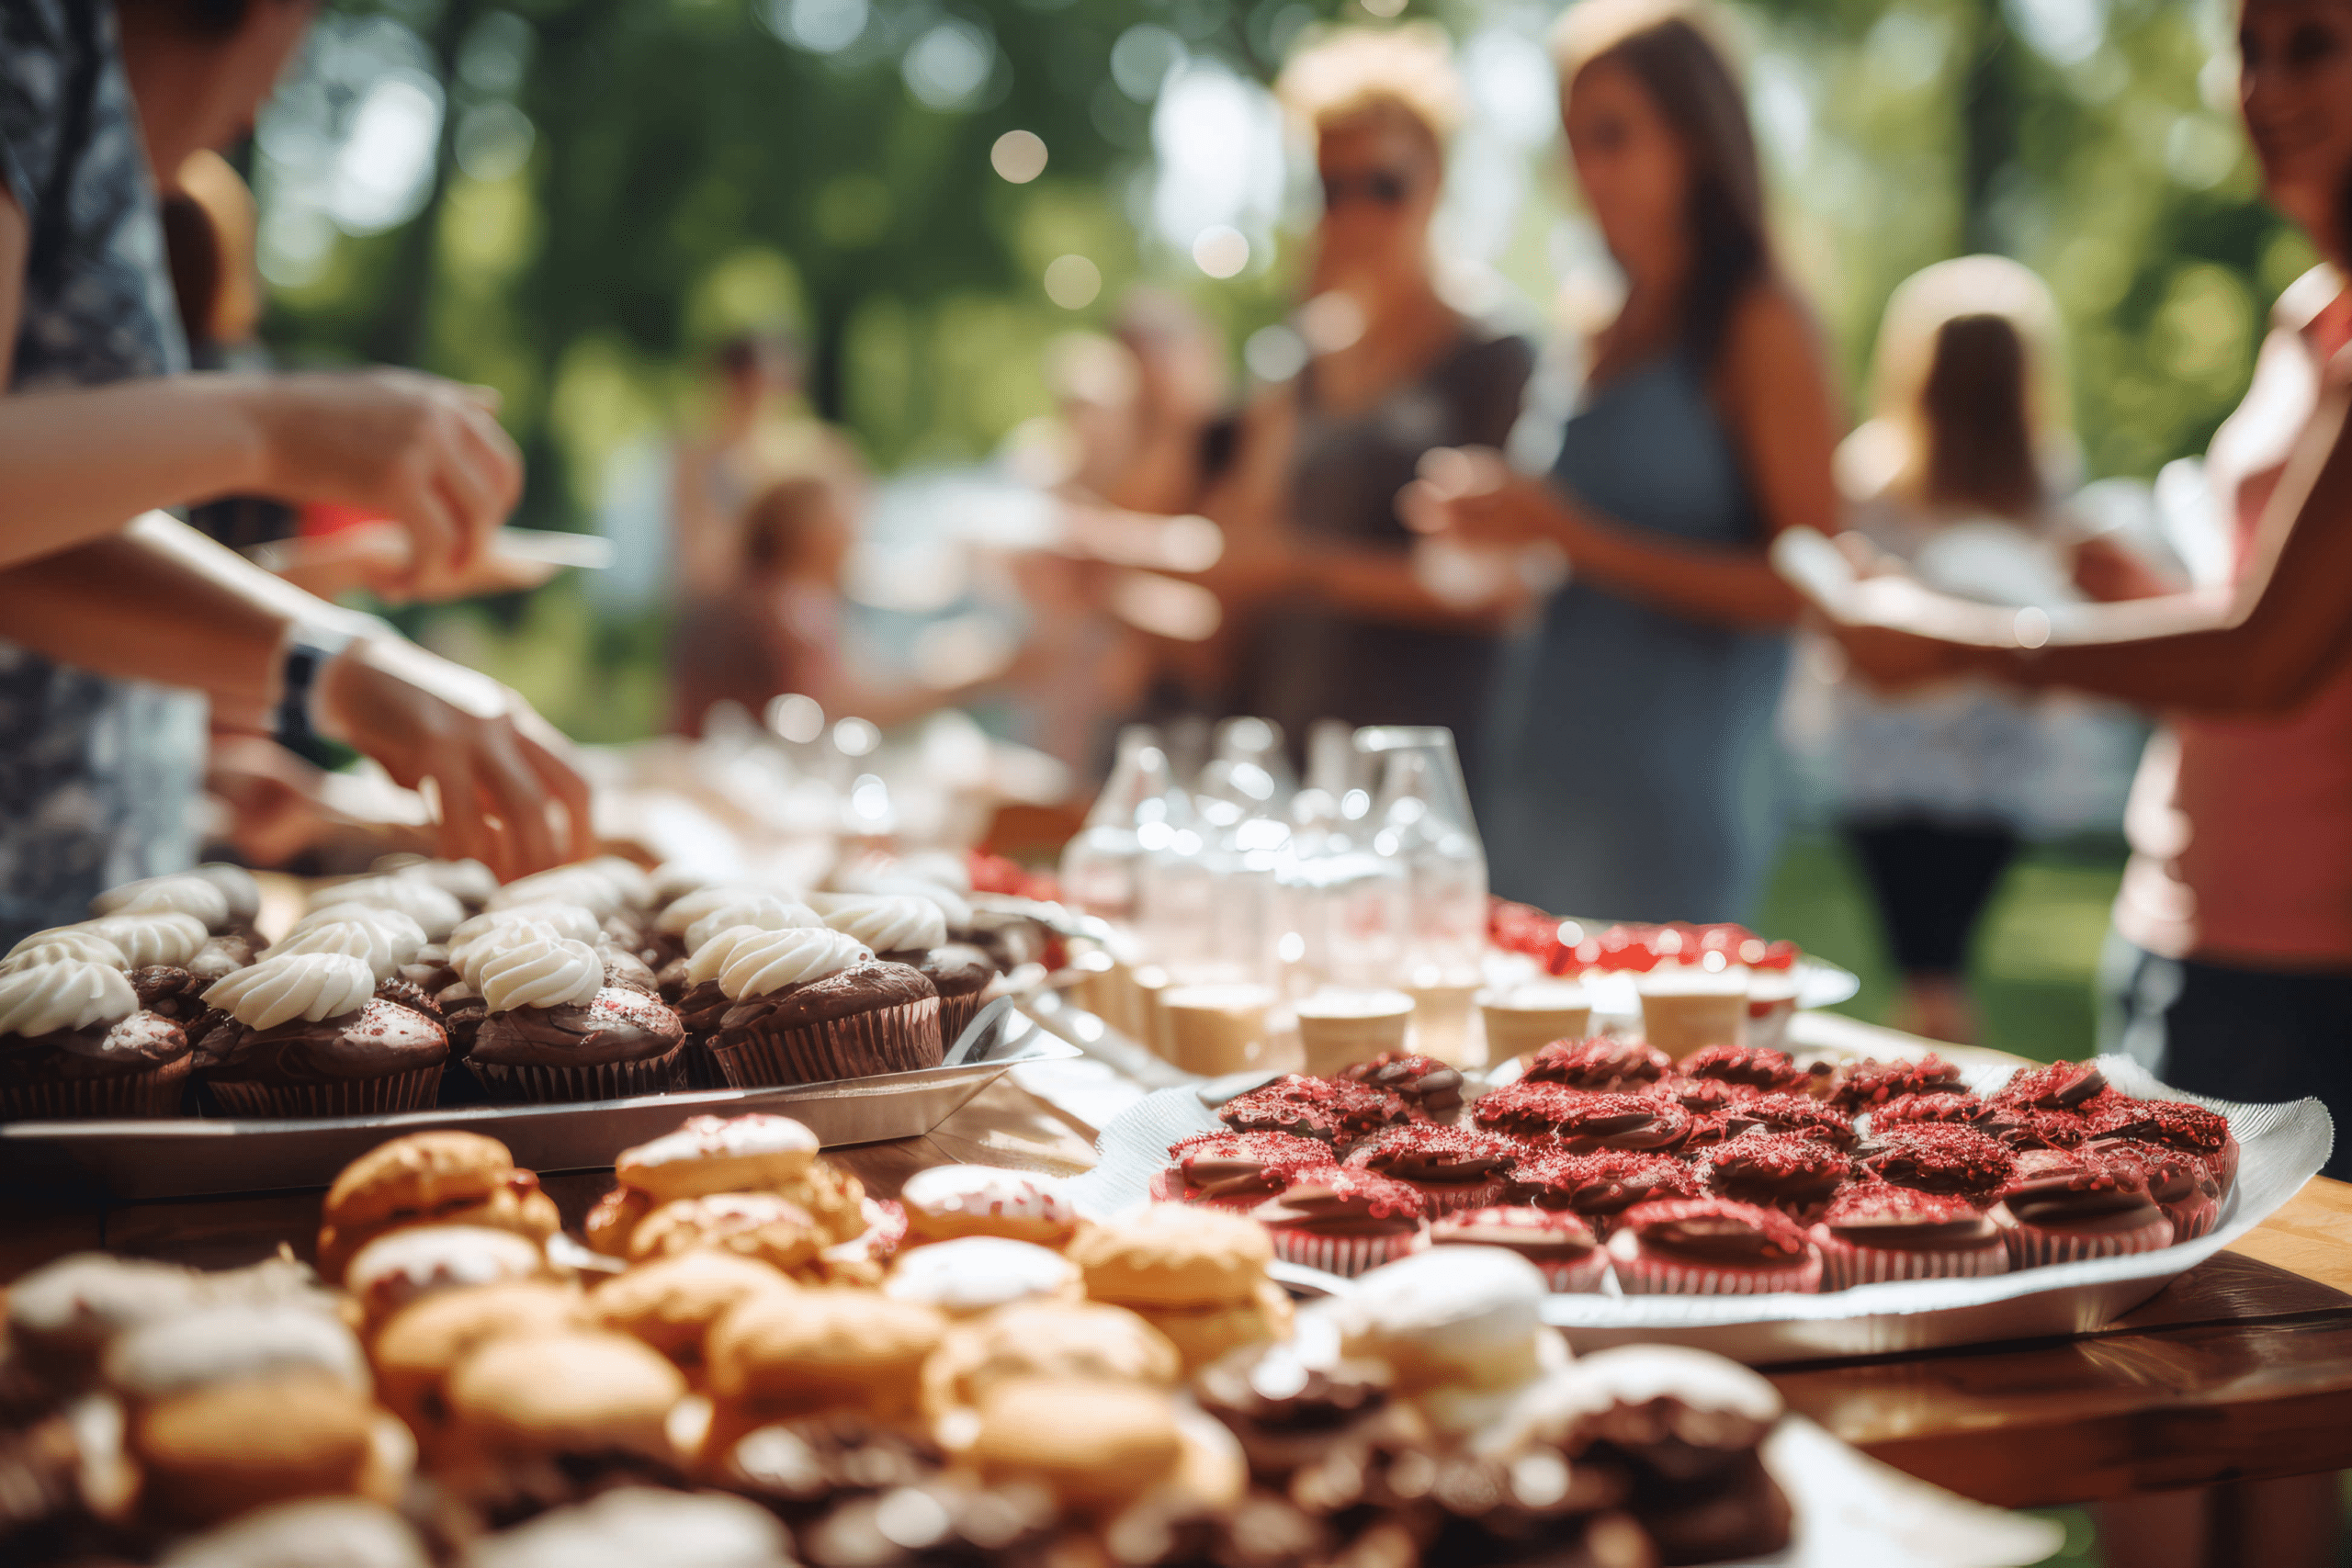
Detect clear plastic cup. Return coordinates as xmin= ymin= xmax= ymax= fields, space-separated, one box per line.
xmin=1479 ymin=982 xmax=1594 ymax=1065
xmin=1295 ymin=987 xmax=1415 ymax=1077
xmin=1162 ymin=982 xmax=1278 ymax=1075
xmin=1635 ymin=965 xmax=1750 ymax=1059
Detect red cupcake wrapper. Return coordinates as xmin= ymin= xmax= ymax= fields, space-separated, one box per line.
xmin=208 ymin=1064 xmax=442 ymax=1119
xmin=470 ymin=1046 xmax=685 ymax=1104
xmin=0 ymin=1055 xmax=191 ymax=1121
xmin=1994 ymin=1206 xmax=2175 ymax=1268
xmin=1537 ymin=1250 xmax=1613 ymax=1293
xmin=1809 ymin=1229 xmax=2010 ymax=1292
xmin=2164 ymin=1190 xmax=2221 ymax=1243
xmin=712 ymin=997 xmax=943 ymax=1088
xmin=1264 ymin=1223 xmax=1429 ymax=1279
xmin=1604 ymin=1229 xmax=1823 ymax=1294
xmin=1405 ymin=1178 xmax=1508 ymax=1217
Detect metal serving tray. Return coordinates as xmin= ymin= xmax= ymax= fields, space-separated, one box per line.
xmin=1067 ymin=1055 xmax=2334 ymax=1366
xmin=0 ymin=999 xmax=1076 ymax=1202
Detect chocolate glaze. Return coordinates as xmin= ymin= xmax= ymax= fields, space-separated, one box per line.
xmin=375 ymin=976 xmax=444 ymax=1021
xmin=128 ymin=965 xmax=209 ymax=1024
xmin=470 ymin=986 xmax=685 ymax=1067
xmin=1340 ymin=1053 xmax=1465 ymax=1116
xmin=1525 ymin=1036 xmax=1671 ymax=1092
xmin=603 ymin=949 xmax=662 ymax=998
xmin=884 ymin=943 xmax=995 ymax=1003
xmin=1634 ymin=1208 xmax=1809 ymax=1268
xmin=2000 ymin=1150 xmax=2162 ymax=1231
xmin=202 ymin=998 xmax=447 ymax=1088
xmin=1251 ymin=1172 xmax=1424 ymax=1236
xmin=1823 ymin=1190 xmax=2000 ymax=1253
xmin=716 ymin=960 xmax=936 ymax=1032
xmin=1346 ymin=1125 xmax=1515 ymax=1185
xmin=674 ymin=976 xmax=730 ymax=1035
xmin=1430 ymin=1206 xmax=1598 ymax=1258
xmin=0 ymin=1010 xmax=188 ymax=1085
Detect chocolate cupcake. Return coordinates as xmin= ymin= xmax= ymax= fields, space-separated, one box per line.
xmin=1219 ymin=1075 xmax=1406 ymax=1144
xmin=308 ymin=874 xmax=465 ymax=944
xmin=1827 ymin=1054 xmax=1965 ymax=1111
xmin=77 ymin=912 xmax=209 ymax=973
xmin=648 ymin=884 xmax=790 ymax=967
xmin=467 ymin=932 xmax=685 ymax=1101
xmin=1719 ymin=1091 xmax=1857 ymax=1151
xmin=1486 ymin=1089 xmax=1692 ymax=1154
xmin=198 ymin=953 xmax=448 ymax=1116
xmin=2086 ymin=1096 xmax=2239 ymax=1190
xmin=1865 ymin=1090 xmax=1997 ymax=1132
xmin=0 ymin=958 xmax=190 ymax=1118
xmin=1505 ymin=1148 xmax=1700 ymax=1235
xmin=1343 ymin=1125 xmax=1518 ymax=1215
xmin=2089 ymin=1135 xmax=2222 ymax=1242
xmin=1859 ymin=1124 xmax=2018 ymax=1202
xmin=1994 ymin=1148 xmax=2175 ymax=1266
xmin=2 ymin=926 xmax=130 ymax=976
xmin=1153 ymin=1132 xmax=1338 ymax=1212
xmin=1680 ymin=1043 xmax=1807 ymax=1093
xmin=818 ymin=894 xmax=998 ymax=1049
xmin=448 ymin=903 xmax=604 ymax=983
xmin=1605 ymin=1198 xmax=1822 ymax=1295
xmin=1430 ymin=1205 xmax=1610 ymax=1292
xmin=88 ymin=873 xmax=237 ymax=939
xmin=1994 ymin=1059 xmax=2111 ymax=1114
xmin=1702 ymin=1132 xmax=1850 ymax=1224
xmin=264 ymin=906 xmax=430 ymax=985
xmin=1808 ymin=1185 xmax=2007 ymax=1289
xmin=695 ymin=926 xmax=941 ymax=1086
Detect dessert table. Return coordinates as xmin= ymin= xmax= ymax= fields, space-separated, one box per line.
xmin=5 ymin=1013 xmax=2347 ymax=1517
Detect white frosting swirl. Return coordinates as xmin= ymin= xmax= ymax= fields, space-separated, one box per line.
xmin=491 ymin=867 xmax=624 ymax=919
xmin=91 ymin=874 xmax=232 ymax=932
xmin=373 ymin=854 xmax=500 ymax=909
xmin=2 ymin=927 xmax=130 ymax=973
xmin=81 ymin=913 xmax=207 ymax=969
xmin=311 ymin=876 xmax=464 ymax=942
xmin=282 ymin=905 xmax=428 ymax=971
xmin=476 ymin=932 xmax=604 ymax=1013
xmin=450 ymin=915 xmax=587 ymax=987
xmin=653 ymin=883 xmax=793 ymax=937
xmin=204 ymin=953 xmax=377 ymax=1031
xmin=687 ymin=925 xmax=870 ymax=1001
xmin=450 ymin=902 xmax=600 ymax=953
xmin=582 ymin=855 xmax=656 ymax=909
xmin=819 ymin=894 xmax=945 ymax=955
xmin=682 ymin=894 xmax=822 ymax=956
xmin=264 ymin=919 xmax=406 ymax=982
xmin=0 ymin=960 xmax=138 ymax=1037
xmin=191 ymin=863 xmax=263 ymax=923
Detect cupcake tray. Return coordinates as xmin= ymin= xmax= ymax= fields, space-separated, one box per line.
xmin=1065 ymin=1055 xmax=2335 ymax=1367
xmin=0 ymin=999 xmax=1079 ymax=1202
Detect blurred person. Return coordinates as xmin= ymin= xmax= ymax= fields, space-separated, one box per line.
xmin=668 ymin=474 xmax=1022 ymax=738
xmin=1097 ymin=288 xmax=1235 ymax=517
xmin=1823 ymin=256 xmax=2107 ymax=1042
xmin=0 ymin=0 xmax=592 ymax=937
xmin=1408 ymin=0 xmax=1840 ymax=923
xmin=1204 ymin=25 xmax=1535 ymax=775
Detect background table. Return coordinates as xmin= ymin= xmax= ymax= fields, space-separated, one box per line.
xmin=6 ymin=1046 xmax=2346 ymax=1517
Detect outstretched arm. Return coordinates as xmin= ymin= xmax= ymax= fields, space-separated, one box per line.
xmin=0 ymin=513 xmax=594 ymax=876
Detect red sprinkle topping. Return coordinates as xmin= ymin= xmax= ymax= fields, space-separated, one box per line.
xmin=1706 ymin=1133 xmax=1850 ymax=1190
xmin=1724 ymin=1093 xmax=1858 ymax=1150
xmin=1829 ymin=1055 xmax=1965 ymax=1110
xmin=1681 ymin=1043 xmax=1806 ymax=1093
xmin=2086 ymin=1097 xmax=2231 ymax=1156
xmin=1867 ymin=1092 xmax=1992 ymax=1129
xmin=1524 ymin=1036 xmax=1671 ymax=1091
xmin=1861 ymin=1125 xmax=2018 ymax=1199
xmin=1995 ymin=1061 xmax=2109 ymax=1111
xmin=1505 ymin=1149 xmax=1700 ymax=1214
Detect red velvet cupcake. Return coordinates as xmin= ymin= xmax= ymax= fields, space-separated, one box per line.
xmin=1680 ymin=1043 xmax=1806 ymax=1094
xmin=1156 ymin=1131 xmax=1340 ymax=1212
xmin=1866 ymin=1091 xmax=1998 ymax=1132
xmin=1809 ymin=1186 xmax=2009 ymax=1290
xmin=1993 ymin=1149 xmax=2175 ymax=1266
xmin=1551 ymin=1092 xmax=1690 ymax=1155
xmin=1339 ymin=1053 xmax=1466 ymax=1121
xmin=1343 ymin=1124 xmax=1519 ymax=1215
xmin=1431 ymin=1205 xmax=1610 ymax=1292
xmin=2090 ymin=1135 xmax=2222 ymax=1242
xmin=1996 ymin=1107 xmax=2091 ymax=1152
xmin=2086 ymin=1097 xmax=2239 ymax=1191
xmin=1249 ymin=1168 xmax=1429 ymax=1277
xmin=1523 ymin=1035 xmax=1671 ymax=1092
xmin=1703 ymin=1133 xmax=1850 ymax=1224
xmin=1221 ymin=1074 xmax=1406 ymax=1144
xmin=1858 ymin=1124 xmax=2018 ymax=1202
xmin=1652 ymin=1074 xmax=1753 ymax=1117
xmin=1505 ymin=1148 xmax=1700 ymax=1235
xmin=1828 ymin=1054 xmax=1965 ymax=1112
xmin=1606 ymin=1198 xmax=1823 ymax=1295
xmin=1470 ymin=1078 xmax=1586 ymax=1137
xmin=1994 ymin=1060 xmax=2114 ymax=1115
xmin=1721 ymin=1092 xmax=1857 ymax=1151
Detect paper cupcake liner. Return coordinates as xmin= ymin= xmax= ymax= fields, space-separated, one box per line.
xmin=1809 ymin=1231 xmax=2010 ymax=1292
xmin=1604 ymin=1229 xmax=1823 ymax=1294
xmin=678 ymin=1038 xmax=724 ymax=1091
xmin=1264 ymin=1224 xmax=1429 ymax=1279
xmin=1405 ymin=1179 xmax=1508 ymax=1217
xmin=712 ymin=996 xmax=943 ymax=1089
xmin=1994 ymin=1207 xmax=2175 ymax=1269
xmin=208 ymin=1065 xmax=442 ymax=1119
xmin=1537 ymin=1250 xmax=1613 ymax=1293
xmin=938 ymin=991 xmax=983 ymax=1053
xmin=0 ymin=1055 xmax=192 ymax=1121
xmin=2164 ymin=1190 xmax=2221 ymax=1244
xmin=470 ymin=1046 xmax=685 ymax=1104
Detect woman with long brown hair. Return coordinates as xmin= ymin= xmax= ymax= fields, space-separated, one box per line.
xmin=1412 ymin=0 xmax=1840 ymax=922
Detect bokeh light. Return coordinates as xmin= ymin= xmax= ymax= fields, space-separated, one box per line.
xmin=1192 ymin=225 xmax=1249 ymax=278
xmin=1043 ymin=255 xmax=1102 ymax=310
xmin=989 ymin=130 xmax=1047 ymax=184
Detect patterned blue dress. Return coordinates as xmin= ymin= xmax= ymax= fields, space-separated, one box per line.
xmin=0 ymin=0 xmax=206 ymax=945
xmin=1482 ymin=351 xmax=1790 ymax=924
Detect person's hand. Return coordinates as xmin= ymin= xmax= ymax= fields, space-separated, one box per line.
xmin=1399 ymin=447 xmax=1569 ymax=548
xmin=1828 ymin=620 xmax=1976 ymax=692
xmin=244 ymin=370 xmax=524 ymax=598
xmin=261 ymin=523 xmax=564 ymax=604
xmin=316 ymin=636 xmax=593 ymax=879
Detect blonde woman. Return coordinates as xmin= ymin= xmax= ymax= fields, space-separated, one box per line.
xmin=1210 ymin=26 xmax=1534 ymax=779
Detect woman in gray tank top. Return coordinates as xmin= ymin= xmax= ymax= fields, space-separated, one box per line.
xmin=1409 ymin=0 xmax=1841 ymax=923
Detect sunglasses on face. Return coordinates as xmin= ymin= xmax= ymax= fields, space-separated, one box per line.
xmin=1320 ymin=168 xmax=1414 ymax=209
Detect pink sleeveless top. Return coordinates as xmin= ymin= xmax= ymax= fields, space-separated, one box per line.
xmin=2114 ymin=269 xmax=2352 ymax=968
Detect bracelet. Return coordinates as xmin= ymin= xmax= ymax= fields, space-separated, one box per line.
xmin=273 ymin=621 xmax=359 ymax=751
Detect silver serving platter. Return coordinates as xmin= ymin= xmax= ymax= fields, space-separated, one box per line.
xmin=0 ymin=998 xmax=1076 ymax=1201
xmin=1067 ymin=1055 xmax=2334 ymax=1366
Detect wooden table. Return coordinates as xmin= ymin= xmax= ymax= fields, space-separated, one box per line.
xmin=6 ymin=1067 xmax=2347 ymax=1516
